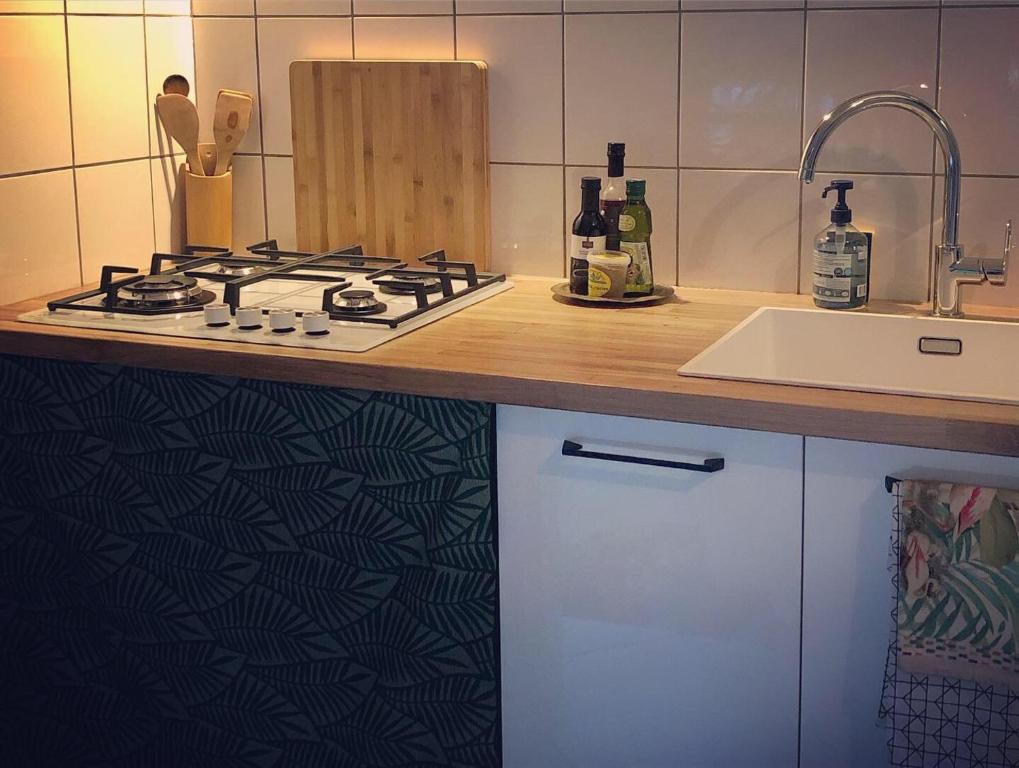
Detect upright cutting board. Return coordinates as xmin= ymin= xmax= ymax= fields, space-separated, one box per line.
xmin=290 ymin=60 xmax=490 ymax=268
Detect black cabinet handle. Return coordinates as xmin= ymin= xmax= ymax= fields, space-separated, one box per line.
xmin=561 ymin=440 xmax=724 ymax=473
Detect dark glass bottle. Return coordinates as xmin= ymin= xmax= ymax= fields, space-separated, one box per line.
xmin=601 ymin=142 xmax=626 ymax=250
xmin=569 ymin=176 xmax=607 ymax=295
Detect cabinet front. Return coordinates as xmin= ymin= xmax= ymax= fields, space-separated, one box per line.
xmin=497 ymin=406 xmax=803 ymax=768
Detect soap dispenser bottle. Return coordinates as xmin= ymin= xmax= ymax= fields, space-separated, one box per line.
xmin=812 ymin=180 xmax=870 ymax=310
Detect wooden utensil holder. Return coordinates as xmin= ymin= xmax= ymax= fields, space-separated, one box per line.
xmin=184 ymin=167 xmax=232 ymax=249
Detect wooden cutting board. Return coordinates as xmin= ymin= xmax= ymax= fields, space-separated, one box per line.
xmin=290 ymin=60 xmax=490 ymax=268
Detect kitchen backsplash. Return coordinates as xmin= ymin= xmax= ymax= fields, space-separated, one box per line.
xmin=1 ymin=0 xmax=1017 ymax=308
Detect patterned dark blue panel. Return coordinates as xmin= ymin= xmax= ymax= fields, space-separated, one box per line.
xmin=0 ymin=354 xmax=499 ymax=768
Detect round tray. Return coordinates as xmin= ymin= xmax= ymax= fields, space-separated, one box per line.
xmin=551 ymin=282 xmax=675 ymax=307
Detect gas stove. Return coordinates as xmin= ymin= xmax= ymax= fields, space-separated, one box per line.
xmin=19 ymin=241 xmax=512 ymax=352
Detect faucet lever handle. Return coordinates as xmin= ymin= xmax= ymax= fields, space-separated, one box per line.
xmin=987 ymin=218 xmax=1012 ymax=286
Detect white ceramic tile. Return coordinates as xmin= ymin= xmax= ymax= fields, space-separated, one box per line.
xmin=680 ymin=11 xmax=803 ymax=170
xmin=0 ymin=171 xmax=80 ymax=305
xmin=939 ymin=8 xmax=1019 ymax=177
xmin=457 ymin=0 xmax=560 ymax=12
xmin=489 ymin=164 xmax=564 ymax=277
xmin=0 ymin=17 xmax=72 ymax=176
xmin=76 ymin=160 xmax=155 ymax=282
xmin=566 ymin=0 xmax=678 ymax=11
xmin=145 ymin=16 xmax=195 ymax=156
xmin=230 ymin=155 xmax=268 ymax=249
xmin=354 ymin=16 xmax=454 ymax=59
xmin=194 ymin=18 xmax=261 ymax=152
xmin=565 ymin=14 xmax=678 ymax=167
xmin=678 ymin=169 xmax=799 ymax=292
xmin=808 ymin=0 xmax=935 ymax=6
xmin=799 ymin=173 xmax=933 ymax=302
xmin=682 ymin=1 xmax=803 ymax=8
xmin=265 ymin=155 xmax=297 ymax=250
xmin=803 ymin=9 xmax=938 ymax=175
xmin=353 ymin=0 xmax=452 ymax=13
xmin=257 ymin=17 xmax=353 ymax=156
xmin=457 ymin=15 xmax=562 ymax=164
xmin=932 ymin=176 xmax=1019 ymax=310
xmin=145 ymin=0 xmax=192 ymax=13
xmin=67 ymin=0 xmax=144 ymax=12
xmin=68 ymin=16 xmax=149 ymax=165
xmin=0 ymin=0 xmax=63 ymax=11
xmin=151 ymin=155 xmax=186 ymax=253
xmin=258 ymin=0 xmax=353 ymax=14
xmin=193 ymin=0 xmax=254 ymax=13
xmin=565 ymin=166 xmax=678 ymax=286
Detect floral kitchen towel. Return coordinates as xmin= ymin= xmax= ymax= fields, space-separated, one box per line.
xmin=880 ymin=479 xmax=1019 ymax=768
xmin=897 ymin=481 xmax=1019 ymax=688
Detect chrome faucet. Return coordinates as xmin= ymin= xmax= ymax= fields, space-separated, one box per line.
xmin=799 ymin=90 xmax=1010 ymax=317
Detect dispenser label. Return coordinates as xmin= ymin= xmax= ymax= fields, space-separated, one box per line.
xmin=813 ymin=244 xmax=867 ymax=304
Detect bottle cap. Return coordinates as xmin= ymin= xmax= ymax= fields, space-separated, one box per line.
xmin=607 ymin=142 xmax=625 ymax=157
xmin=625 ymin=179 xmax=646 ymax=197
xmin=822 ymin=179 xmax=854 ymax=225
xmin=581 ymin=176 xmax=602 ymax=191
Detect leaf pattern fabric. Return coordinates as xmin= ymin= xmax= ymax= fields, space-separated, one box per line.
xmin=881 ymin=480 xmax=1019 ymax=768
xmin=0 ymin=354 xmax=499 ymax=768
xmin=896 ymin=480 xmax=1019 ymax=688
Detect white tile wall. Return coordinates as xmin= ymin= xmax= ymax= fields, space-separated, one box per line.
xmin=490 ymin=164 xmax=564 ymax=277
xmin=76 ymin=159 xmax=156 ymax=282
xmin=0 ymin=16 xmax=72 ymax=176
xmin=67 ymin=15 xmax=150 ymax=165
xmin=3 ymin=0 xmax=1019 ymax=309
xmin=679 ymin=10 xmax=803 ymax=170
xmin=564 ymin=13 xmax=679 ymax=166
xmin=0 ymin=171 xmax=80 ymax=306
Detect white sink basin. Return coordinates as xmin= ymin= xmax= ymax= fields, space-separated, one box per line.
xmin=679 ymin=307 xmax=1019 ymax=405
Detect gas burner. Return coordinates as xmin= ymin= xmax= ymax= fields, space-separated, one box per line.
xmin=216 ymin=263 xmax=260 ymax=277
xmin=116 ymin=274 xmax=214 ymax=309
xmin=376 ymin=275 xmax=442 ymax=296
xmin=333 ymin=289 xmax=387 ymax=315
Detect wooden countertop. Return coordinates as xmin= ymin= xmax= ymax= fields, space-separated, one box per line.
xmin=2 ymin=277 xmax=1018 ymax=456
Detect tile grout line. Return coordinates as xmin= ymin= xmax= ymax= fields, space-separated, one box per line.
xmin=254 ymin=3 xmax=270 ymax=243
xmin=62 ymin=0 xmax=85 ymax=287
xmin=675 ymin=7 xmax=681 ymax=286
xmin=795 ymin=6 xmax=807 ymax=298
xmin=560 ymin=0 xmax=566 ymax=279
xmin=926 ymin=1 xmax=945 ymax=304
xmin=142 ymin=10 xmax=158 ymax=254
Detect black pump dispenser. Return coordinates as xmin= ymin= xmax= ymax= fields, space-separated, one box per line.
xmin=822 ymin=179 xmax=854 ymax=225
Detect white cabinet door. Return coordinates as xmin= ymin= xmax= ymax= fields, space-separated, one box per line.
xmin=497 ymin=405 xmax=803 ymax=768
xmin=801 ymin=437 xmax=1019 ymax=768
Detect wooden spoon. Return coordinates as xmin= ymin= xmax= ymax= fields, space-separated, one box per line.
xmin=161 ymin=73 xmax=190 ymax=97
xmin=212 ymin=90 xmax=253 ymax=176
xmin=156 ymin=93 xmax=203 ymax=176
xmin=197 ymin=142 xmax=217 ymax=177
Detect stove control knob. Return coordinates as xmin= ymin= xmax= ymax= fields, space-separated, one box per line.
xmin=236 ymin=306 xmax=263 ymax=330
xmin=269 ymin=309 xmax=296 ymax=333
xmin=204 ymin=302 xmax=231 ymax=328
xmin=302 ymin=310 xmax=330 ymax=336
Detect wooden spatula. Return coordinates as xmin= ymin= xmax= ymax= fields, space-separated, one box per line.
xmin=213 ymin=90 xmax=253 ymax=176
xmin=156 ymin=93 xmax=203 ymax=176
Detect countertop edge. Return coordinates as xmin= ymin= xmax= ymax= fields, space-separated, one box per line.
xmin=2 ymin=319 xmax=1016 ymax=458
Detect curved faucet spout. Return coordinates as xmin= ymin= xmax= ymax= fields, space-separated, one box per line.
xmin=799 ymin=90 xmax=974 ymax=316
xmin=799 ymin=91 xmax=961 ymax=246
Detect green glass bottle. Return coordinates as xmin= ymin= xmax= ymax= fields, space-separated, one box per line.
xmin=618 ymin=179 xmax=654 ymax=295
